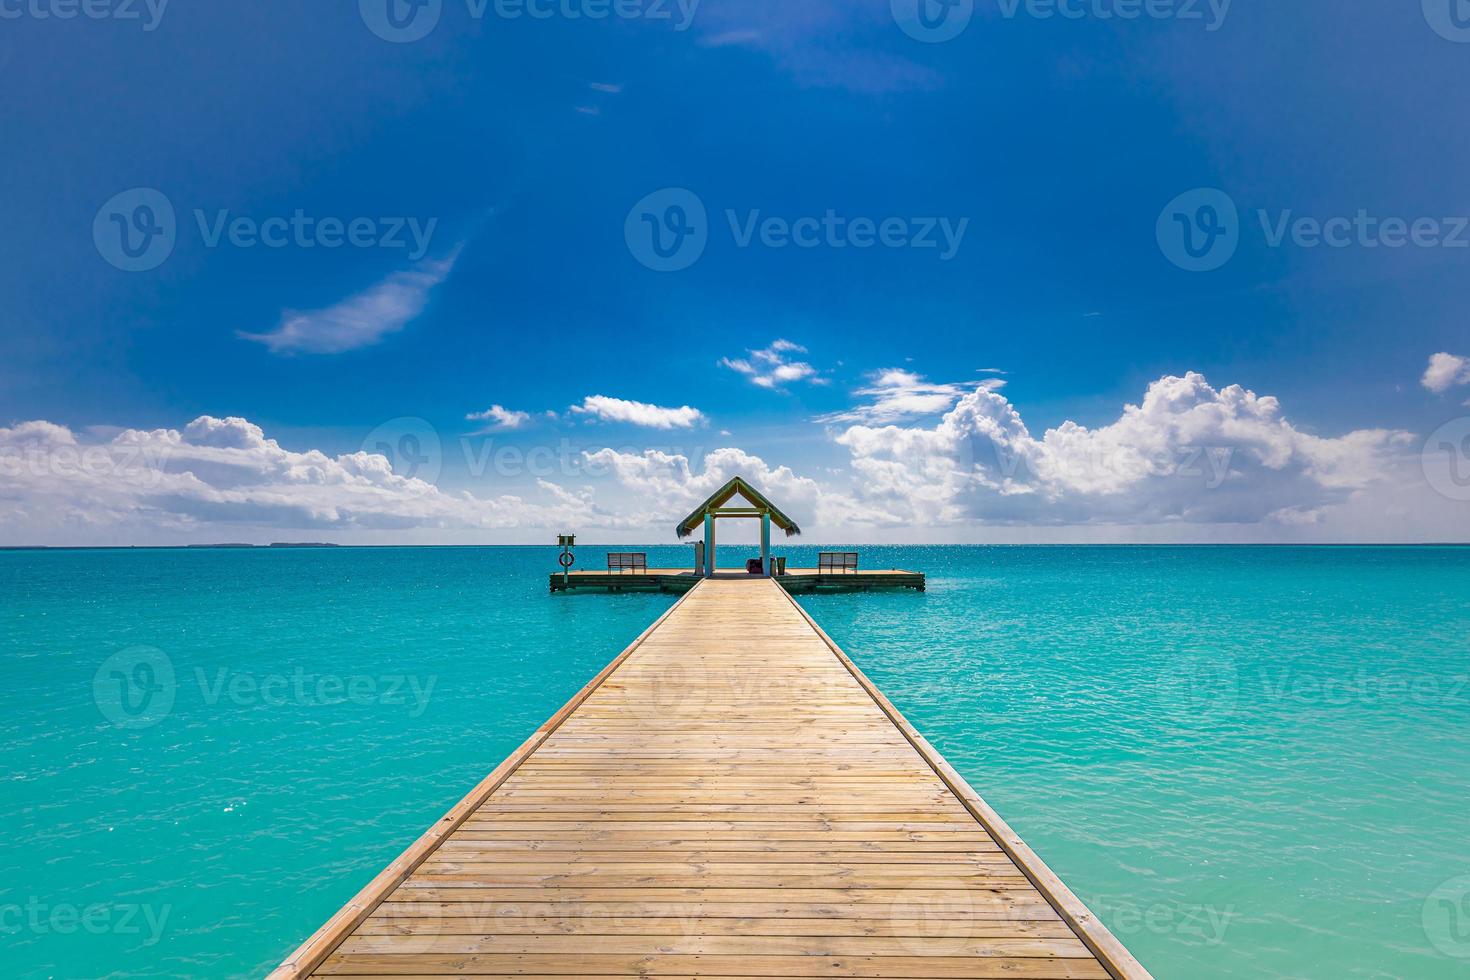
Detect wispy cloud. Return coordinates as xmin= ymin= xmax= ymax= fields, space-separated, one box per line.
xmin=240 ymin=249 xmax=459 ymax=355
xmin=721 ymin=339 xmax=823 ymax=389
xmin=817 ymin=369 xmax=1001 ymax=424
xmin=466 ymin=404 xmax=530 ymax=431
xmin=570 ymin=395 xmax=707 ymax=429
xmin=588 ymin=81 xmax=622 ymax=93
xmin=699 ymin=29 xmax=762 ymax=48
xmin=1422 ymin=352 xmax=1470 ymax=393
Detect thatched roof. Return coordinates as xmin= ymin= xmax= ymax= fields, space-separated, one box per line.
xmin=675 ymin=477 xmax=802 ymax=538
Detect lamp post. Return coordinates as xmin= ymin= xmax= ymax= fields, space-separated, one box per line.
xmin=557 ymin=534 xmax=576 ymax=588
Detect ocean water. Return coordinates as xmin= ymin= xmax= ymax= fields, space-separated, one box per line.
xmin=1 ymin=545 xmax=1467 ymax=979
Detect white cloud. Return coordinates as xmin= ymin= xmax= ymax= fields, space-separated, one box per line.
xmin=466 ymin=405 xmax=530 ymax=430
xmin=570 ymin=396 xmax=707 ymax=429
xmin=1422 ymin=352 xmax=1470 ymax=393
xmin=721 ymin=339 xmax=823 ymax=389
xmin=833 ymin=372 xmax=1413 ymax=527
xmin=1 ymin=372 xmax=1450 ymax=546
xmin=583 ymin=445 xmax=900 ymax=528
xmin=0 ymin=415 xmax=640 ymax=544
xmin=817 ymin=368 xmax=1001 ymax=425
xmin=698 ymin=29 xmax=763 ymax=48
xmin=240 ymin=250 xmax=459 ymax=355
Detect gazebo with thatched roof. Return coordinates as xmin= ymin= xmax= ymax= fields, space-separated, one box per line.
xmin=675 ymin=476 xmax=801 ymax=578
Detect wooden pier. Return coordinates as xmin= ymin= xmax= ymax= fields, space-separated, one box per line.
xmin=550 ymin=568 xmax=925 ymax=594
xmin=270 ymin=578 xmax=1150 ymax=980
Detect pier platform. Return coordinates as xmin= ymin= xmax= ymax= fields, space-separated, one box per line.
xmin=550 ymin=568 xmax=925 ymax=593
xmin=270 ymin=577 xmax=1149 ymax=980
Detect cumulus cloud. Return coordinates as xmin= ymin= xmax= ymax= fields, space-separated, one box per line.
xmin=570 ymin=396 xmax=707 ymax=429
xmin=0 ymin=415 xmax=640 ymax=544
xmin=817 ymin=369 xmax=1001 ymax=425
xmin=721 ymin=339 xmax=823 ymax=389
xmin=583 ymin=445 xmax=901 ymax=528
xmin=466 ymin=405 xmax=530 ymax=431
xmin=0 ymin=373 xmax=1435 ymax=545
xmin=833 ymin=372 xmax=1413 ymax=527
xmin=1422 ymin=352 xmax=1470 ymax=394
xmin=240 ymin=249 xmax=458 ymax=355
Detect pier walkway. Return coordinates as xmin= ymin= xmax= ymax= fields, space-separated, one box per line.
xmin=271 ymin=578 xmax=1149 ymax=979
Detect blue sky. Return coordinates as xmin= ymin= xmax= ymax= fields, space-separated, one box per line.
xmin=2 ymin=0 xmax=1469 ymax=544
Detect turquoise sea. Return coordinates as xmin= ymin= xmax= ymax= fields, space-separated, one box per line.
xmin=2 ymin=545 xmax=1468 ymax=979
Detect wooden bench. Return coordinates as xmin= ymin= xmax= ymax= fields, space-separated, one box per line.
xmin=818 ymin=551 xmax=859 ymax=574
xmin=606 ymin=552 xmax=647 ymax=574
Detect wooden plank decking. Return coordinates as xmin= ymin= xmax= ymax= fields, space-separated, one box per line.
xmin=550 ymin=569 xmax=925 ymax=593
xmin=270 ymin=578 xmax=1150 ymax=980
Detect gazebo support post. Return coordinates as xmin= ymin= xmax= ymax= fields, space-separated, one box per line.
xmin=704 ymin=512 xmax=715 ymax=578
xmin=760 ymin=511 xmax=771 ymax=577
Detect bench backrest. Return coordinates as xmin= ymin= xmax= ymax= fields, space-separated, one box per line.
xmin=818 ymin=552 xmax=859 ymax=572
xmin=607 ymin=552 xmax=647 ymax=572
